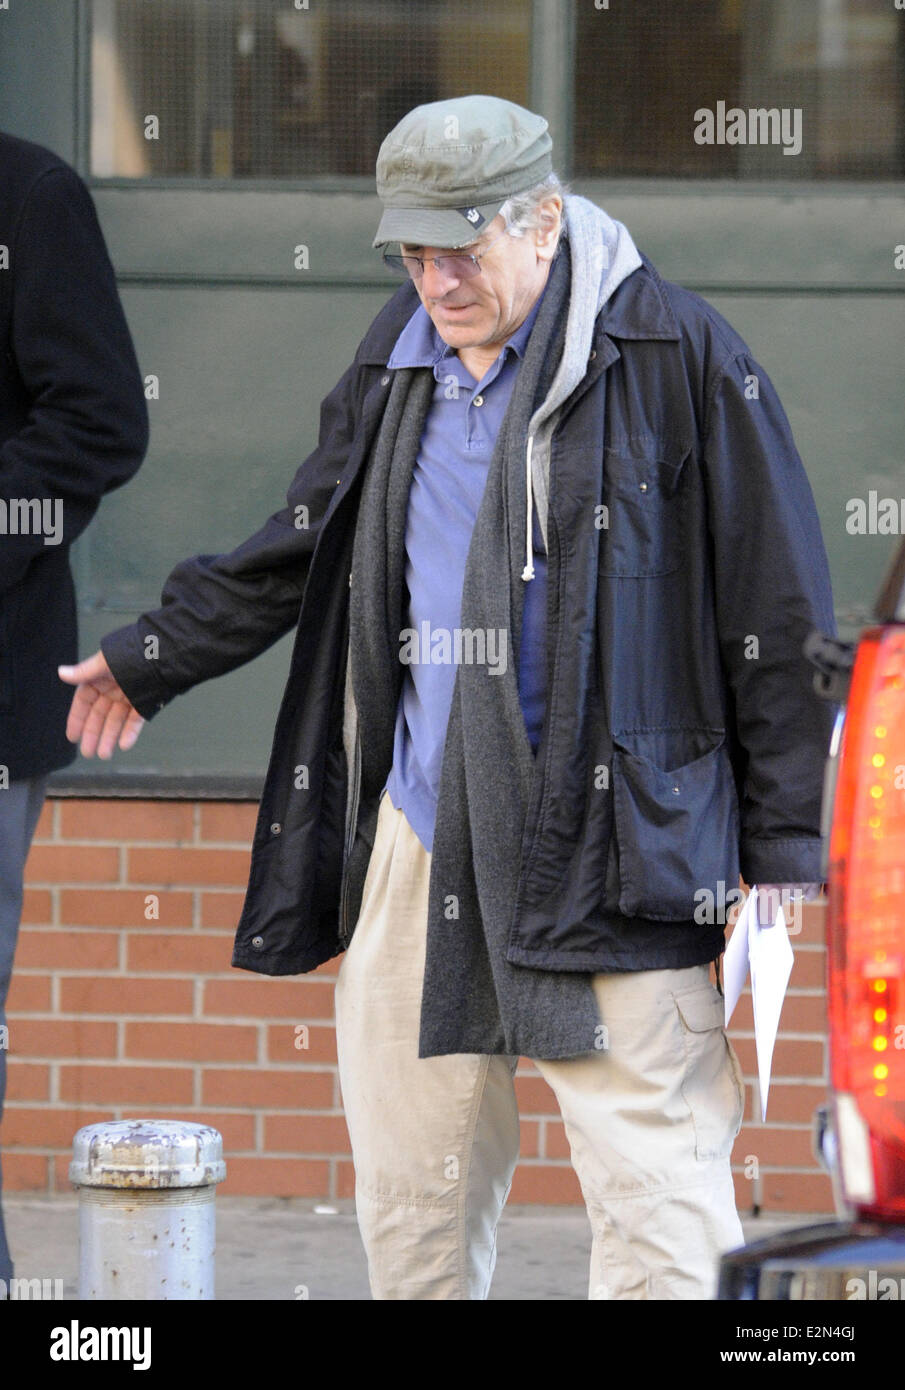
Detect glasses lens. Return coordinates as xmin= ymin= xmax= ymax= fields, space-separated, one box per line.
xmin=383 ymin=254 xmax=414 ymax=277
xmin=433 ymin=255 xmax=479 ymax=280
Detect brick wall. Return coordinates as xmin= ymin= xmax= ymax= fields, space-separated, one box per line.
xmin=4 ymin=796 xmax=834 ymax=1213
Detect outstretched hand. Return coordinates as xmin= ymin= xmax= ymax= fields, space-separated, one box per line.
xmin=58 ymin=651 xmax=146 ymax=759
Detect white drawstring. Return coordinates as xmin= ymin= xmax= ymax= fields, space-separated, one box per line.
xmin=521 ymin=434 xmax=535 ymax=581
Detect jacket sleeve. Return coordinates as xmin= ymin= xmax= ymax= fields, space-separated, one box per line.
xmin=100 ymin=353 xmax=363 ymax=721
xmin=0 ymin=165 xmax=149 ymax=593
xmin=701 ymin=348 xmax=837 ymax=886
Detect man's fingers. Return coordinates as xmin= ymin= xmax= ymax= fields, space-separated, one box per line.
xmin=58 ymin=651 xmax=112 ymax=686
xmin=77 ymin=693 xmax=115 ymax=758
xmin=118 ymin=708 xmax=146 ymax=751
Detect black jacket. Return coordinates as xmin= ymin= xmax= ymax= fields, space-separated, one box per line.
xmin=0 ymin=133 xmax=148 ymax=779
xmin=100 ymin=255 xmax=836 ymax=976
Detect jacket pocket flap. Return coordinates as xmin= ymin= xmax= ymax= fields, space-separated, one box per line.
xmin=675 ymin=989 xmax=725 ymax=1032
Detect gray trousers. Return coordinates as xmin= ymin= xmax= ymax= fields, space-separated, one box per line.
xmin=0 ymin=776 xmax=48 ymax=1281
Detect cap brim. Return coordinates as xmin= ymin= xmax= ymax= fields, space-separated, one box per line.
xmin=372 ymin=200 xmax=505 ymax=249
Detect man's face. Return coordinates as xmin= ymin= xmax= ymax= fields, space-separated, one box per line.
xmin=400 ymin=207 xmax=560 ymax=360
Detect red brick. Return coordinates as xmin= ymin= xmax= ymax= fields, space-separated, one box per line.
xmin=3 ymin=1152 xmax=51 ymax=1191
xmin=6 ymin=975 xmax=52 ymax=1012
xmin=59 ymin=800 xmax=194 ymax=842
xmin=202 ymin=1068 xmax=333 ymax=1109
xmin=58 ymin=977 xmax=194 ymax=1015
xmin=759 ymin=1083 xmax=830 ymax=1125
xmin=191 ymin=1110 xmax=256 ymax=1151
xmin=735 ymin=1125 xmax=819 ymax=1169
xmin=514 ymin=1075 xmax=558 ymax=1114
xmin=26 ymin=845 xmax=120 ymax=883
xmin=126 ymin=933 xmax=232 ymax=974
xmin=58 ymin=1064 xmax=194 ymax=1105
xmin=199 ymin=803 xmax=259 ymax=842
xmin=124 ymin=1021 xmax=258 ymax=1063
xmin=1 ymin=1106 xmax=114 ymax=1148
xmin=788 ymin=948 xmax=827 ymax=989
xmin=7 ymin=1019 xmax=117 ymax=1059
xmin=267 ymin=1023 xmax=337 ymax=1064
xmin=32 ymin=801 xmax=55 ymax=839
xmin=200 ymin=892 xmax=245 ymax=929
xmin=265 ymin=1114 xmax=351 ymax=1153
xmin=21 ymin=889 xmax=52 ymax=925
xmin=60 ymin=888 xmax=194 ymax=928
xmin=733 ymin=1036 xmax=826 ymax=1081
xmin=756 ymin=1170 xmax=835 ymax=1214
xmin=6 ymin=1064 xmax=50 ymax=1101
xmin=732 ymin=991 xmax=827 ymax=1035
xmin=336 ymin=1159 xmax=355 ymax=1199
xmin=519 ymin=1119 xmax=540 ymax=1159
xmin=203 ymin=979 xmax=335 ymax=1020
xmin=544 ymin=1120 xmax=572 ymax=1160
xmin=128 ymin=847 xmax=250 ymax=888
xmin=509 ymin=1163 xmax=583 ymax=1204
xmin=14 ymin=929 xmax=119 ymax=971
xmin=220 ymin=1158 xmax=330 ymax=1197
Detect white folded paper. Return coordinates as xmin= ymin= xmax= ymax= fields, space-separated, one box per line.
xmin=723 ymin=885 xmax=794 ymax=1121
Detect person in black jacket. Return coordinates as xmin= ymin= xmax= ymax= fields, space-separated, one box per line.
xmin=0 ymin=131 xmax=148 ymax=1288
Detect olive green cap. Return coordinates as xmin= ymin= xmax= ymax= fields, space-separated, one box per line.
xmin=373 ymin=94 xmax=553 ymax=249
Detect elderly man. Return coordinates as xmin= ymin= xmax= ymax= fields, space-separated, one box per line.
xmin=60 ymin=95 xmax=834 ymax=1300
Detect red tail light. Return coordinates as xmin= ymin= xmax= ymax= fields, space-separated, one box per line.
xmin=828 ymin=625 xmax=905 ymax=1220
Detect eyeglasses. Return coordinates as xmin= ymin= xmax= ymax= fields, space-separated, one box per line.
xmin=382 ymin=230 xmax=510 ymax=282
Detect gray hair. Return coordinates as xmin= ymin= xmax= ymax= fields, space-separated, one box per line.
xmin=498 ymin=171 xmax=569 ymax=240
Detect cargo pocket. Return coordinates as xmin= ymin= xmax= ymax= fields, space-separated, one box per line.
xmin=675 ymin=985 xmax=745 ymax=1161
xmin=611 ymin=735 xmax=739 ymax=920
xmin=598 ymin=446 xmax=690 ymax=577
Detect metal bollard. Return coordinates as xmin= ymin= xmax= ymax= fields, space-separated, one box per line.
xmin=70 ymin=1119 xmax=226 ymax=1300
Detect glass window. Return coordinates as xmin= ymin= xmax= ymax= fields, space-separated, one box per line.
xmin=90 ymin=0 xmax=533 ymax=178
xmin=573 ymin=0 xmax=904 ymax=179
xmin=91 ymin=0 xmax=904 ymax=182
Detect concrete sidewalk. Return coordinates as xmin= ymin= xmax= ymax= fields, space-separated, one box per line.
xmin=5 ymin=1194 xmax=814 ymax=1299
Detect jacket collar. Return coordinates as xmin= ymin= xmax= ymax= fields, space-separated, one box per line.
xmin=599 ymin=254 xmax=681 ymax=342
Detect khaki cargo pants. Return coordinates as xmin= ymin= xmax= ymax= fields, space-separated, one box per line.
xmin=334 ymin=790 xmax=746 ymax=1300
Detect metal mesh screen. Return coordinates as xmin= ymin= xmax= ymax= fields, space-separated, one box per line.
xmin=90 ymin=0 xmax=905 ymax=180
xmin=574 ymin=0 xmax=905 ymax=179
xmin=90 ymin=0 xmax=532 ymax=178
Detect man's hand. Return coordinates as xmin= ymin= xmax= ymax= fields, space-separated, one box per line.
xmin=58 ymin=652 xmax=146 ymax=759
xmin=756 ymin=882 xmax=823 ymax=927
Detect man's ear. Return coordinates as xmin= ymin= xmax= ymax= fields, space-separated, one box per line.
xmin=535 ymin=195 xmax=564 ymax=262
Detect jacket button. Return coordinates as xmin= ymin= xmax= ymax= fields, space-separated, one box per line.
xmin=639 ymin=482 xmax=649 ymax=493
xmin=270 ymin=822 xmax=282 ymax=834
xmin=473 ymin=394 xmax=484 ymax=407
xmin=381 ymin=373 xmax=391 ymax=385
xmin=589 ymin=349 xmax=597 ymax=360
xmin=252 ymin=935 xmax=264 ymax=949
xmin=672 ymin=785 xmax=680 ymax=795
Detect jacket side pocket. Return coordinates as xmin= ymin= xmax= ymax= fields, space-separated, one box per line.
xmin=611 ymin=735 xmax=740 ymax=920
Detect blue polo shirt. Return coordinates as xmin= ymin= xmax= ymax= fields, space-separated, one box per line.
xmin=382 ymin=286 xmax=549 ymax=853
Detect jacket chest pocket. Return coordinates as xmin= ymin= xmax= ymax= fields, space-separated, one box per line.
xmin=598 ymin=445 xmax=691 ymax=577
